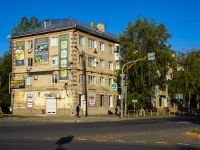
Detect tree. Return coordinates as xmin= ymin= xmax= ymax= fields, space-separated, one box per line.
xmin=118 ymin=17 xmax=175 ymax=109
xmin=0 ymin=16 xmax=41 ymax=113
xmin=169 ymin=49 xmax=200 ymax=110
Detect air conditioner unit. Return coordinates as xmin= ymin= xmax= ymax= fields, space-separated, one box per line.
xmin=27 ymin=67 xmax=31 ymax=71
xmin=34 ymin=76 xmax=38 ymax=80
xmin=28 ymin=48 xmax=32 ymax=53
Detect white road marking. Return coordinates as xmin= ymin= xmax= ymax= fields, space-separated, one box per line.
xmin=6 ymin=137 xmax=15 ymax=139
xmin=45 ymin=138 xmax=51 ymax=140
xmin=116 ymin=140 xmax=126 ymax=142
xmin=177 ymin=143 xmax=189 ymax=145
xmin=78 ymin=138 xmax=88 ymax=141
xmin=156 ymin=142 xmax=167 ymax=144
xmin=97 ymin=140 xmax=107 ymax=142
xmin=176 ymin=122 xmax=190 ymax=124
xmin=136 ymin=141 xmax=146 ymax=143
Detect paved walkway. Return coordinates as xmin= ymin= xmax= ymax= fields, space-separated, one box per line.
xmin=1 ymin=114 xmax=178 ymax=123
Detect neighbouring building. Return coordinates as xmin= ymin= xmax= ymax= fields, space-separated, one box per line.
xmin=9 ymin=18 xmax=120 ymax=116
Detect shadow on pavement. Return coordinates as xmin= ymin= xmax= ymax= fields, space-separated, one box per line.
xmin=55 ymin=135 xmax=74 ymax=150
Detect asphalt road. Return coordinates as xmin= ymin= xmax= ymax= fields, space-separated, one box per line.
xmin=0 ymin=116 xmax=199 ymax=150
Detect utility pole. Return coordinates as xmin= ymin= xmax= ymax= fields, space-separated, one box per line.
xmin=82 ymin=51 xmax=88 ymax=117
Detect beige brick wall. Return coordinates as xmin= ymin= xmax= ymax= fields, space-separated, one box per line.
xmin=11 ymin=29 xmax=118 ymax=116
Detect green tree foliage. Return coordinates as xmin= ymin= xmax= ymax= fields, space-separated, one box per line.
xmin=0 ymin=16 xmax=41 ymax=112
xmin=169 ymin=49 xmax=200 ymax=109
xmin=0 ymin=50 xmax=12 ymax=111
xmin=11 ymin=16 xmax=42 ymax=35
xmin=118 ymin=17 xmax=175 ymax=109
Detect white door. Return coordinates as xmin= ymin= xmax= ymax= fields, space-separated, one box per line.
xmin=46 ymin=97 xmax=56 ymax=114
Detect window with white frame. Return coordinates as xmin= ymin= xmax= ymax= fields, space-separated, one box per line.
xmin=116 ymin=61 xmax=120 ymax=70
xmin=27 ymin=40 xmax=33 ymax=50
xmin=109 ymin=61 xmax=113 ymax=70
xmin=100 ymin=77 xmax=105 ymax=86
xmin=79 ymin=36 xmax=84 ymax=46
xmin=52 ymin=56 xmax=58 ymax=65
xmin=109 ymin=78 xmax=113 ymax=86
xmin=79 ymin=74 xmax=83 ymax=84
xmin=88 ymin=75 xmax=96 ymax=85
xmin=88 ymin=39 xmax=96 ymax=49
xmin=52 ymin=74 xmax=58 ymax=84
xmin=88 ymin=57 xmax=96 ymax=67
xmin=100 ymin=59 xmax=104 ymax=68
xmin=26 ymin=76 xmax=32 ymax=85
xmin=100 ymin=95 xmax=104 ymax=107
xmin=100 ymin=42 xmax=104 ymax=51
xmin=28 ymin=58 xmax=33 ymax=67
xmin=51 ymin=37 xmax=58 ymax=46
xmin=108 ymin=45 xmax=113 ymax=54
xmin=109 ymin=95 xmax=113 ymax=107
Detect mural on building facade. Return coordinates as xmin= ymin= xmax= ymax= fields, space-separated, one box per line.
xmin=34 ymin=37 xmax=49 ymax=64
xmin=59 ymin=34 xmax=69 ymax=80
xmin=16 ymin=41 xmax=25 ymax=66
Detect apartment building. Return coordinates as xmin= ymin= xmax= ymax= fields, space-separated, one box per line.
xmin=9 ymin=18 xmax=120 ymax=116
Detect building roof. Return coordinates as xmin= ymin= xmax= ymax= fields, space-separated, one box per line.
xmin=10 ymin=18 xmax=118 ymax=43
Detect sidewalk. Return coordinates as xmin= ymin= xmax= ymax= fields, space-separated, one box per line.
xmin=2 ymin=114 xmax=178 ymax=123
xmin=2 ymin=111 xmax=199 ymax=123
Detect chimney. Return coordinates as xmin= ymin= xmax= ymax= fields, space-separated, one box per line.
xmin=97 ymin=23 xmax=105 ymax=32
xmin=90 ymin=22 xmax=94 ymax=28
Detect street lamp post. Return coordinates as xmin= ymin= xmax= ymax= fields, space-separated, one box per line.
xmin=120 ymin=53 xmax=155 ymax=118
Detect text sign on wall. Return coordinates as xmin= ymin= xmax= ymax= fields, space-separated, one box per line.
xmin=16 ymin=41 xmax=25 ymax=66
xmin=10 ymin=80 xmax=25 ymax=89
xmin=27 ymin=94 xmax=34 ymax=108
xmin=59 ymin=34 xmax=69 ymax=80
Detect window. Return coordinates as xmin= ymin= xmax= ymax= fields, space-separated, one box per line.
xmin=100 ymin=77 xmax=105 ymax=86
xmin=100 ymin=95 xmax=104 ymax=107
xmin=116 ymin=62 xmax=120 ymax=70
xmin=100 ymin=42 xmax=104 ymax=51
xmin=109 ymin=78 xmax=113 ymax=86
xmin=52 ymin=74 xmax=58 ymax=84
xmin=88 ymin=57 xmax=96 ymax=67
xmin=88 ymin=75 xmax=96 ymax=85
xmin=109 ymin=61 xmax=113 ymax=70
xmin=109 ymin=45 xmax=113 ymax=54
xmin=51 ymin=37 xmax=58 ymax=46
xmin=26 ymin=76 xmax=32 ymax=85
xmin=100 ymin=59 xmax=104 ymax=68
xmin=79 ymin=36 xmax=84 ymax=46
xmin=27 ymin=41 xmax=33 ymax=50
xmin=28 ymin=58 xmax=33 ymax=67
xmin=79 ymin=74 xmax=83 ymax=84
xmin=109 ymin=95 xmax=113 ymax=107
xmin=88 ymin=39 xmax=96 ymax=49
xmin=52 ymin=56 xmax=58 ymax=65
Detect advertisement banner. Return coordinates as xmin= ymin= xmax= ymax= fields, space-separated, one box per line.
xmin=88 ymin=94 xmax=96 ymax=107
xmin=34 ymin=37 xmax=49 ymax=64
xmin=10 ymin=80 xmax=25 ymax=89
xmin=16 ymin=41 xmax=25 ymax=66
xmin=59 ymin=34 xmax=69 ymax=80
xmin=27 ymin=94 xmax=34 ymax=108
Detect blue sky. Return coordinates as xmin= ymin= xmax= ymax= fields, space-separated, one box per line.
xmin=1 ymin=0 xmax=200 ymax=57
